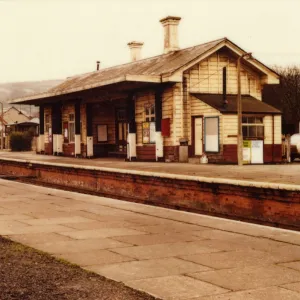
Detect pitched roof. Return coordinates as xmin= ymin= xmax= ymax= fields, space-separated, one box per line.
xmin=49 ymin=38 xmax=224 ymax=94
xmin=10 ymin=38 xmax=226 ymax=104
xmin=192 ymin=93 xmax=281 ymax=114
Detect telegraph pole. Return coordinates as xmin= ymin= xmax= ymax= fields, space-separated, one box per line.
xmin=237 ymin=53 xmax=252 ymax=166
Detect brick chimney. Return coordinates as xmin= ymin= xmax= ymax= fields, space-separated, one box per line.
xmin=160 ymin=16 xmax=181 ymax=54
xmin=127 ymin=41 xmax=144 ymax=62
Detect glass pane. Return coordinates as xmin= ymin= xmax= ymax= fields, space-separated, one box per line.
xmin=151 ymin=106 xmax=155 ymax=115
xmin=248 ymin=117 xmax=255 ymax=124
xmin=146 ymin=117 xmax=150 ymax=122
xmin=242 ymin=117 xmax=247 ymax=123
xmin=255 ymin=117 xmax=263 ymax=124
xmin=249 ymin=126 xmax=256 ymax=137
xmin=69 ymin=114 xmax=75 ymax=121
xmin=242 ymin=126 xmax=248 ymax=137
xmin=257 ymin=126 xmax=264 ymax=137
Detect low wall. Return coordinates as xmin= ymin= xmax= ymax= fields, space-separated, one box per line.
xmin=0 ymin=158 xmax=299 ymax=230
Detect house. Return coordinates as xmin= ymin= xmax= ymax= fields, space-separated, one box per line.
xmin=3 ymin=106 xmax=31 ymax=125
xmin=10 ymin=16 xmax=281 ymax=164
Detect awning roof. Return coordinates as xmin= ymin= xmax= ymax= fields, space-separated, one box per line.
xmin=192 ymin=93 xmax=281 ymax=114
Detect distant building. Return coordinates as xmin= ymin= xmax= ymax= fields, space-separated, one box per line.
xmin=10 ymin=16 xmax=281 ymax=164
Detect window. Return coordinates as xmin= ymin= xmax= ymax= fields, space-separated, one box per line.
xmin=242 ymin=116 xmax=264 ymax=139
xmin=68 ymin=113 xmax=75 ymax=143
xmin=145 ymin=105 xmax=155 ymax=122
xmin=143 ymin=104 xmax=155 ymax=144
xmin=204 ymin=117 xmax=219 ymax=152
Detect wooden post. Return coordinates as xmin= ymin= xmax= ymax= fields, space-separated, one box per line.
xmin=286 ymin=134 xmax=291 ymax=163
xmin=127 ymin=94 xmax=137 ymax=161
xmin=237 ymin=57 xmax=243 ymax=166
xmin=237 ymin=53 xmax=252 ymax=166
xmin=86 ymin=103 xmax=93 ymax=158
xmin=155 ymin=87 xmax=163 ymax=161
xmin=75 ymin=102 xmax=81 ymax=157
xmin=38 ymin=105 xmax=45 ymax=153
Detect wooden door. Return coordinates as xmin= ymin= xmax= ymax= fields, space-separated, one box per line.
xmin=194 ymin=117 xmax=203 ymax=155
xmin=116 ymin=109 xmax=128 ymax=153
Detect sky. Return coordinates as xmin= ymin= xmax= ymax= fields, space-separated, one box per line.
xmin=0 ymin=0 xmax=300 ymax=83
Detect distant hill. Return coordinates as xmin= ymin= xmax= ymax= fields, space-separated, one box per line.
xmin=0 ymin=79 xmax=63 ymax=117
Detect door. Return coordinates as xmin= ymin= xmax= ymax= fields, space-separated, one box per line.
xmin=194 ymin=117 xmax=203 ymax=155
xmin=116 ymin=109 xmax=128 ymax=153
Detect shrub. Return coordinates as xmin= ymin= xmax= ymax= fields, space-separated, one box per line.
xmin=10 ymin=132 xmax=33 ymax=151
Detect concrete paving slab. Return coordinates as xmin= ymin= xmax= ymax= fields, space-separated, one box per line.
xmin=112 ymin=241 xmax=222 ymax=260
xmin=194 ymin=286 xmax=300 ymax=300
xmin=279 ymin=261 xmax=300 ymax=272
xmin=179 ymin=249 xmax=291 ymax=270
xmin=126 ymin=275 xmax=228 ymax=300
xmin=262 ymin=231 xmax=300 ymax=246
xmin=281 ymin=282 xmax=300 ymax=294
xmin=189 ymin=265 xmax=300 ymax=291
xmin=59 ymin=228 xmax=148 ymax=239
xmin=62 ymin=220 xmax=139 ymax=230
xmin=269 ymin=245 xmax=300 ymax=261
xmin=6 ymin=224 xmax=76 ymax=235
xmin=20 ymin=216 xmax=93 ymax=226
xmin=0 ymin=214 xmax=32 ymax=221
xmin=8 ymin=232 xmax=73 ymax=245
xmin=131 ymin=223 xmax=207 ymax=234
xmin=58 ymin=249 xmax=134 ymax=266
xmin=87 ymin=257 xmax=212 ymax=282
xmin=110 ymin=232 xmax=206 ymax=246
xmin=31 ymin=238 xmax=132 ymax=254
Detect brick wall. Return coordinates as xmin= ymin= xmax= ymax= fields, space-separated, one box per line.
xmin=0 ymin=159 xmax=299 ymax=229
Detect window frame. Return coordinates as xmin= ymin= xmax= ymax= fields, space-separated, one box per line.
xmin=68 ymin=113 xmax=75 ymax=143
xmin=242 ymin=116 xmax=264 ymax=140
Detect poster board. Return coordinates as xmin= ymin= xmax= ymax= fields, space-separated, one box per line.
xmin=251 ymin=140 xmax=263 ymax=164
xmin=97 ymin=125 xmax=108 ymax=142
xmin=204 ymin=117 xmax=219 ymax=152
xmin=142 ymin=122 xmax=156 ymax=144
xmin=243 ymin=140 xmax=251 ymax=164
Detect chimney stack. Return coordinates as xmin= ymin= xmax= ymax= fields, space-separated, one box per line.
xmin=160 ymin=16 xmax=181 ymax=54
xmin=127 ymin=41 xmax=144 ymax=62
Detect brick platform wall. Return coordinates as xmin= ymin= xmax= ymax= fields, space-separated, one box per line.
xmin=0 ymin=159 xmax=299 ymax=229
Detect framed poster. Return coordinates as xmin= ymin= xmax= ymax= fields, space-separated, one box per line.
xmin=150 ymin=122 xmax=156 ymax=143
xmin=97 ymin=124 xmax=108 ymax=142
xmin=142 ymin=122 xmax=156 ymax=144
xmin=243 ymin=140 xmax=251 ymax=164
xmin=251 ymin=140 xmax=263 ymax=164
xmin=204 ymin=117 xmax=219 ymax=152
xmin=142 ymin=122 xmax=150 ymax=144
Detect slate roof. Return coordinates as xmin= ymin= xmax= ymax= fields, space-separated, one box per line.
xmin=192 ymin=93 xmax=282 ymax=114
xmin=10 ymin=38 xmax=227 ymax=104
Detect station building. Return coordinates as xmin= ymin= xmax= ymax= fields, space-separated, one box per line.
xmin=11 ymin=16 xmax=282 ymax=163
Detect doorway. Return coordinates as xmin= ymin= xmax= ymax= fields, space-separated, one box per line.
xmin=116 ymin=109 xmax=128 ymax=153
xmin=193 ymin=116 xmax=203 ymax=156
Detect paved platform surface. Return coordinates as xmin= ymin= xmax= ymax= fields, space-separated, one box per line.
xmin=1 ymin=179 xmax=300 ymax=299
xmin=1 ymin=151 xmax=300 ymax=186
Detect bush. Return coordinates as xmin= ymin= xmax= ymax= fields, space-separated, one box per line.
xmin=10 ymin=132 xmax=33 ymax=151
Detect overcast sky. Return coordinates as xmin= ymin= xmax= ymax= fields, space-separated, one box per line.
xmin=0 ymin=0 xmax=299 ymax=83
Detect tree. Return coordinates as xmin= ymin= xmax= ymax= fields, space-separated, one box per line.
xmin=263 ymin=66 xmax=300 ymax=134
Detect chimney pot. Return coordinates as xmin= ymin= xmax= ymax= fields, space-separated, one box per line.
xmin=96 ymin=61 xmax=100 ymax=71
xmin=160 ymin=16 xmax=181 ymax=54
xmin=127 ymin=41 xmax=144 ymax=62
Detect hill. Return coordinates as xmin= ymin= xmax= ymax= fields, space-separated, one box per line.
xmin=0 ymin=80 xmax=63 ymax=116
